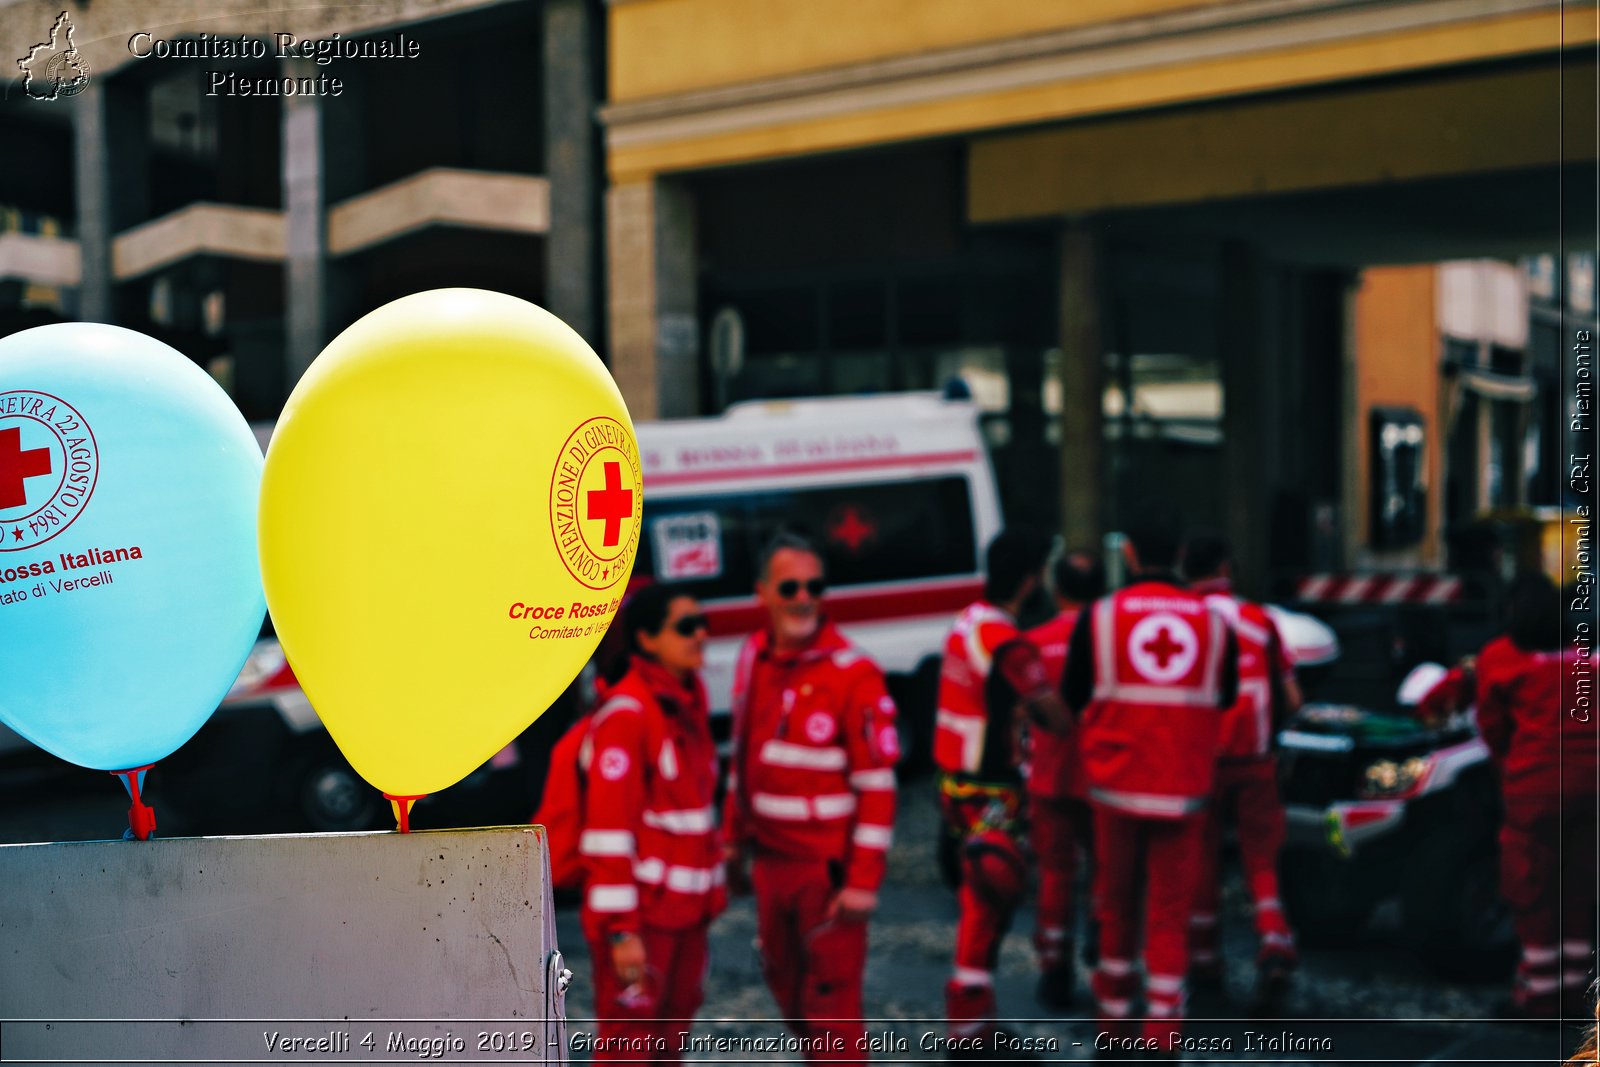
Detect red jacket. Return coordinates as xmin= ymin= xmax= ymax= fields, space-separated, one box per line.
xmin=1474 ymin=635 xmax=1598 ymax=800
xmin=935 ymin=601 xmax=1052 ymax=782
xmin=1194 ymin=579 xmax=1294 ymax=760
xmin=725 ymin=621 xmax=899 ymax=893
xmin=1063 ymin=577 xmax=1238 ymax=818
xmin=1025 ymin=609 xmax=1086 ymax=799
xmin=580 ymin=656 xmax=725 ymax=934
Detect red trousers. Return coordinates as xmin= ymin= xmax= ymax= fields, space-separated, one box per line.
xmin=1030 ymin=792 xmax=1093 ymax=970
xmin=753 ymin=854 xmax=869 ymax=1063
xmin=1500 ymin=796 xmax=1598 ymax=1015
xmin=1091 ymin=805 xmax=1205 ymax=1048
xmin=582 ymin=917 xmax=709 ymax=1064
xmin=1190 ymin=758 xmax=1294 ymax=970
xmin=940 ymin=781 xmax=1028 ymax=1034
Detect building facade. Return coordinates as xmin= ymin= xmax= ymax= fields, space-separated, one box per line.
xmin=599 ymin=0 xmax=1598 ymax=592
xmin=1 ymin=0 xmax=604 ymax=421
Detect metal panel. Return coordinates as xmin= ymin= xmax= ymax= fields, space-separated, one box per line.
xmin=0 ymin=826 xmax=566 ymax=1063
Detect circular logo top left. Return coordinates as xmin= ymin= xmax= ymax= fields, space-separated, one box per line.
xmin=0 ymin=391 xmax=98 ymax=552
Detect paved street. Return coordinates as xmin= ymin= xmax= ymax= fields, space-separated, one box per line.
xmin=554 ymin=778 xmax=1585 ymax=1065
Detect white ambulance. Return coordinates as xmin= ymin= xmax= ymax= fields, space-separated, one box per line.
xmin=632 ymin=391 xmax=1004 ymax=769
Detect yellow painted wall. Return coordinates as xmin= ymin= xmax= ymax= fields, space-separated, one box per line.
xmin=1353 ymin=266 xmax=1443 ymax=564
xmin=608 ymin=8 xmax=1595 ymax=183
xmin=609 ymin=0 xmax=1223 ymax=102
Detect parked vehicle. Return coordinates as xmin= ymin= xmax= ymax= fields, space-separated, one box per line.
xmin=1277 ymin=663 xmax=1514 ymax=978
xmin=628 ymin=390 xmax=1004 ymax=771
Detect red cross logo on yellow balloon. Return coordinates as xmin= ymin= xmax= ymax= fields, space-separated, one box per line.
xmin=550 ymin=416 xmax=642 ymax=590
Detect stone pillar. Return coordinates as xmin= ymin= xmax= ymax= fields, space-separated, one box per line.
xmin=1057 ymin=222 xmax=1104 ymax=550
xmin=1220 ymin=242 xmax=1271 ymax=595
xmin=606 ymin=177 xmax=699 ymax=419
xmin=282 ymin=58 xmax=329 ymax=389
xmin=543 ymin=0 xmax=598 ymax=344
xmin=282 ymin=60 xmax=363 ymax=390
xmin=73 ymin=78 xmax=148 ymax=323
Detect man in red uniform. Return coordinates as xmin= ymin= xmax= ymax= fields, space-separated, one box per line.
xmin=1427 ymin=574 xmax=1598 ymax=1018
xmin=1062 ymin=504 xmax=1237 ymax=1054
xmin=1024 ymin=549 xmax=1106 ymax=1010
xmin=935 ymin=527 xmax=1070 ymax=1046
xmin=724 ymin=533 xmax=900 ymax=1062
xmin=1182 ymin=533 xmax=1301 ymax=1012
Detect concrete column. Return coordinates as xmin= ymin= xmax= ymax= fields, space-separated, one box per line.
xmin=543 ymin=0 xmax=598 ymax=345
xmin=655 ymin=180 xmax=699 ymax=418
xmin=1057 ymin=222 xmax=1103 ymax=550
xmin=282 ymin=58 xmax=328 ymax=389
xmin=73 ymin=78 xmax=148 ymax=323
xmin=281 ymin=60 xmax=363 ymax=389
xmin=1220 ymin=242 xmax=1270 ymax=595
xmin=605 ymin=177 xmax=699 ymax=420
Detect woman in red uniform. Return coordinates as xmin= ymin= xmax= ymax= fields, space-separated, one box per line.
xmin=578 ymin=583 xmax=724 ymax=1061
xmin=1474 ymin=574 xmax=1597 ymax=1018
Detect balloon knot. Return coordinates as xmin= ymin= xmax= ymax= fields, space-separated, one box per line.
xmin=113 ymin=765 xmax=157 ymax=841
xmin=384 ymin=794 xmax=426 ymax=834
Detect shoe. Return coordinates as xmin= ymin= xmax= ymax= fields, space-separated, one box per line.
xmin=1251 ymin=952 xmax=1295 ymax=1016
xmin=1037 ymin=960 xmax=1076 ymax=1011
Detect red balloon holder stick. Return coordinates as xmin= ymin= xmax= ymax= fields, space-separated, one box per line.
xmin=384 ymin=793 xmax=426 ymax=834
xmin=112 ymin=765 xmax=157 ymax=841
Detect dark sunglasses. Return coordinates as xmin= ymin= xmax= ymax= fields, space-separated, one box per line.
xmin=671 ymin=614 xmax=709 ymax=637
xmin=776 ymin=578 xmax=827 ymax=600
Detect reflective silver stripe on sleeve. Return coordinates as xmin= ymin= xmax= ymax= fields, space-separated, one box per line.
xmin=848 ymin=768 xmax=897 ymax=791
xmin=852 ymin=824 xmax=894 ymax=850
xmin=585 ymin=884 xmax=639 ymax=912
xmin=633 ymin=858 xmax=721 ymax=894
xmin=578 ymin=829 xmax=636 ymax=857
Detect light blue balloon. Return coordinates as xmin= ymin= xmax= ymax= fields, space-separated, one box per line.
xmin=0 ymin=323 xmax=265 ymax=770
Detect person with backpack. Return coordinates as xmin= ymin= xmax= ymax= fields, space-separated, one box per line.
xmin=535 ymin=583 xmax=723 ymax=1062
xmin=934 ymin=527 xmax=1071 ymax=1049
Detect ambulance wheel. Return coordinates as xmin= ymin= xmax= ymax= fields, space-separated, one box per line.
xmin=295 ymin=744 xmax=383 ymax=832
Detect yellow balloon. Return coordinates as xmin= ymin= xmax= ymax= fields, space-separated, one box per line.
xmin=259 ymin=290 xmax=641 ymax=799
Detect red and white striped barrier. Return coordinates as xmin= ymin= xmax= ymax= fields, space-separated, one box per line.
xmin=1294 ymin=573 xmax=1463 ymax=605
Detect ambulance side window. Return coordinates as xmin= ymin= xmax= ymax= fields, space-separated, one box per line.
xmin=637 ymin=477 xmax=978 ymax=600
xmin=636 ymin=500 xmax=757 ymax=601
xmin=752 ymin=477 xmax=978 ymax=588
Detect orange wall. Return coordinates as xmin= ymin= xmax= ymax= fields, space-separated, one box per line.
xmin=1352 ymin=266 xmax=1443 ymax=564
